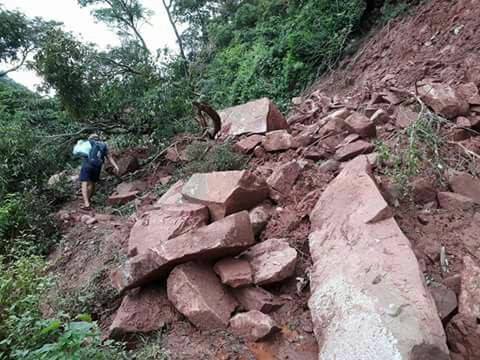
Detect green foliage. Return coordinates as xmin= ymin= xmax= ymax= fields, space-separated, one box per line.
xmin=179 ymin=141 xmax=247 ymax=177
xmin=375 ymin=103 xmax=446 ymax=196
xmin=380 ymin=1 xmax=411 ymax=23
xmin=197 ymin=0 xmax=366 ymax=110
xmin=129 ymin=332 xmax=169 ymax=360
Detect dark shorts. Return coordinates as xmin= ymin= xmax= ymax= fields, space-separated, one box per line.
xmin=80 ymin=163 xmax=102 ymax=182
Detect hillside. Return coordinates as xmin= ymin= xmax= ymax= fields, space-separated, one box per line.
xmin=1 ymin=0 xmax=480 ymax=359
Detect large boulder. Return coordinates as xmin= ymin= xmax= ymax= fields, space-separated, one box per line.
xmin=232 ymin=286 xmax=282 ymax=313
xmin=308 ymin=156 xmax=448 ymax=359
xmin=448 ymin=170 xmax=480 ymax=204
xmin=128 ymin=203 xmax=209 ymax=257
xmin=109 ymin=286 xmax=179 ymax=338
xmin=418 ymin=81 xmax=469 ymax=119
xmin=219 ymin=98 xmax=288 ymax=137
xmin=111 ymin=211 xmax=255 ymax=291
xmin=230 ymin=310 xmax=280 ymax=342
xmin=167 ymin=262 xmax=238 ymax=330
xmin=242 ymin=238 xmax=297 ymax=285
xmin=115 ymin=154 xmax=140 ymax=176
xmin=213 ymin=258 xmax=253 ymax=288
xmin=181 ymin=170 xmax=268 ymax=221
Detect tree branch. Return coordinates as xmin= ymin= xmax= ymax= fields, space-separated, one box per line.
xmin=0 ymin=47 xmax=31 ymax=77
xmin=161 ymin=0 xmax=189 ymax=76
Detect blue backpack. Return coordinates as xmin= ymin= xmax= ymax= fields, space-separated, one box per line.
xmin=87 ymin=140 xmax=107 ymax=167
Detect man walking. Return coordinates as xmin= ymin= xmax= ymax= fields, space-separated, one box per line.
xmin=80 ymin=134 xmax=119 ymax=210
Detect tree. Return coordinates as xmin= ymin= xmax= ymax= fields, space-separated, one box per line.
xmin=161 ymin=0 xmax=188 ymax=74
xmin=78 ymin=0 xmax=152 ymax=52
xmin=0 ymin=6 xmax=58 ymax=77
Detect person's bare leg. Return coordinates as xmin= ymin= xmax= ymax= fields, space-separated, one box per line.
xmin=81 ymin=181 xmax=90 ymax=207
xmin=87 ymin=182 xmax=95 ymax=205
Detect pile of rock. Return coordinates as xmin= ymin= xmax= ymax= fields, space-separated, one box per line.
xmin=109 ymin=167 xmax=297 ymax=342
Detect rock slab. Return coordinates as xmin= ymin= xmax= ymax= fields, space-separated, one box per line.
xmin=128 ymin=203 xmax=209 ymax=257
xmin=232 ymin=286 xmax=282 ymax=313
xmin=308 ymin=155 xmax=448 ymax=360
xmin=219 ymin=98 xmax=288 ymax=137
xmin=448 ymin=170 xmax=480 ymax=204
xmin=182 ymin=170 xmax=268 ymax=221
xmin=214 ymin=258 xmax=253 ymax=288
xmin=230 ymin=310 xmax=280 ymax=342
xmin=112 ymin=211 xmax=255 ymax=291
xmin=262 ymin=130 xmax=295 ymax=152
xmin=418 ymin=81 xmax=469 ymax=119
xmin=243 ymin=238 xmax=297 ymax=285
xmin=167 ymin=262 xmax=238 ymax=330
xmin=109 ymin=286 xmax=179 ymax=338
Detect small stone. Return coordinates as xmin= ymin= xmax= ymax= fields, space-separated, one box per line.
xmin=249 ymin=204 xmax=273 ymax=236
xmin=318 ymin=159 xmax=340 ymax=173
xmin=371 ymin=109 xmax=391 ymax=125
xmin=266 ymin=161 xmax=302 ymax=201
xmin=81 ymin=215 xmax=97 ymax=225
xmin=253 ymin=145 xmax=266 ymax=158
xmin=448 ymin=170 xmax=480 ymax=204
xmin=429 ymin=283 xmax=458 ymax=321
xmin=344 ymin=112 xmax=377 ymax=138
xmin=243 ymin=238 xmax=297 ymax=285
xmin=418 ymin=81 xmax=469 ymax=119
xmin=231 ymin=286 xmax=282 ymax=313
xmin=438 ymin=192 xmax=475 ymax=211
xmin=334 ymin=140 xmax=375 ymax=162
xmin=214 ymin=258 xmax=253 ymax=288
xmin=234 ymin=135 xmax=265 ymax=154
xmin=457 ymin=82 xmax=480 ymax=105
xmin=412 ymin=179 xmax=437 ymax=205
xmin=262 ymin=130 xmax=295 ymax=152
xmin=230 ymin=310 xmax=280 ymax=342
xmin=395 ymin=106 xmax=418 ymax=128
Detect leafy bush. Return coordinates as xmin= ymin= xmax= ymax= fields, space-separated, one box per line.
xmin=179 ymin=141 xmax=247 ymax=177
xmin=0 ymin=191 xmax=59 ymax=261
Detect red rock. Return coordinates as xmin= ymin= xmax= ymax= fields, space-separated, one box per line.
xmin=230 ymin=310 xmax=280 ymax=342
xmin=429 ymin=283 xmax=458 ymax=321
xmin=116 ymin=154 xmax=140 ymax=176
xmin=371 ymin=109 xmax=391 ymax=125
xmin=394 ymin=106 xmax=418 ymax=128
xmin=156 ymin=180 xmax=186 ymax=205
xmin=128 ymin=203 xmax=209 ymax=257
xmin=115 ymin=180 xmax=147 ymax=194
xmin=344 ymin=112 xmax=376 ymax=138
xmin=214 ymin=258 xmax=253 ymax=288
xmin=253 ymin=145 xmax=266 ymax=158
xmin=266 ymin=161 xmax=302 ymax=201
xmin=109 ymin=286 xmax=179 ymax=338
xmin=249 ymin=204 xmax=273 ymax=236
xmin=309 ymin=155 xmax=448 ymax=359
xmin=418 ymin=81 xmax=469 ymax=119
xmin=412 ymin=179 xmax=437 ymax=205
xmin=107 ymin=191 xmax=139 ymax=206
xmin=167 ymin=262 xmax=238 ymax=329
xmin=443 ymin=274 xmax=462 ymax=295
xmin=81 ymin=214 xmax=97 ymax=225
xmin=451 ymin=128 xmax=471 ymax=141
xmin=243 ymin=238 xmax=297 ymax=285
xmin=438 ymin=192 xmax=475 ymax=211
xmin=448 ymin=170 xmax=480 ymax=204
xmin=318 ymin=159 xmax=340 ymax=173
xmin=294 ymin=123 xmax=320 ymax=147
xmin=446 ymin=314 xmax=480 ymax=359
xmin=111 ymin=211 xmax=255 ymax=291
xmin=262 ymin=130 xmax=295 ymax=152
xmin=366 ymin=152 xmax=379 ymax=168
xmin=159 ymin=176 xmax=172 ymax=185
xmin=457 ymin=82 xmax=480 ymax=105
xmin=459 ymin=256 xmax=480 ymax=318
xmin=336 ymin=133 xmax=361 ymax=149
xmin=181 ymin=170 xmax=268 ymax=221
xmin=317 ymin=120 xmax=339 ymax=138
xmin=334 ymin=140 xmax=375 ymax=161
xmin=303 ymin=148 xmax=329 ymax=161
xmin=233 ymin=135 xmax=265 ymax=154
xmin=456 ymin=116 xmax=472 ymax=128
xmin=165 ymin=147 xmax=182 ymax=162
xmin=364 ymin=106 xmax=378 ymax=118
xmin=232 ymin=286 xmax=282 ymax=313
xmin=219 ymin=98 xmax=288 ymax=137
